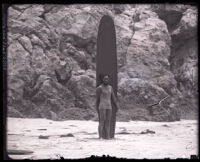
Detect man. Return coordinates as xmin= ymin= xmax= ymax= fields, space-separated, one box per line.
xmin=96 ymin=74 xmax=118 ymax=139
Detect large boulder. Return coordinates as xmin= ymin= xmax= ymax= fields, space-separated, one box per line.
xmin=169 ymin=8 xmax=198 ymax=119
xmin=68 ymin=73 xmax=96 ymax=110
xmin=118 ymin=78 xmax=180 ymax=121
xmin=171 ymin=8 xmax=197 ymax=47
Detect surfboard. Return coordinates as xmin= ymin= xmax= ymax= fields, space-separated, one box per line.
xmin=96 ymin=15 xmax=118 ymax=139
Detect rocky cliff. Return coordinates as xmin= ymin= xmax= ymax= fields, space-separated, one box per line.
xmin=7 ymin=4 xmax=198 ymax=122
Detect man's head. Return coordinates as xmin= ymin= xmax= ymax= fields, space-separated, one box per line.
xmin=102 ymin=74 xmax=110 ymax=85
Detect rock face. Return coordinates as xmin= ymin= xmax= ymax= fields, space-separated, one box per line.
xmin=7 ymin=4 xmax=198 ymax=121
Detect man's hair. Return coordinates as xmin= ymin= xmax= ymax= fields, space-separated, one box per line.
xmin=99 ymin=74 xmax=110 ymax=83
xmin=103 ymin=74 xmax=110 ymax=78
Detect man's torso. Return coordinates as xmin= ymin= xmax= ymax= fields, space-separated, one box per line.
xmin=98 ymin=85 xmax=112 ymax=109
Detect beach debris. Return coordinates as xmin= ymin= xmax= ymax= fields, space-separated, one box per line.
xmin=37 ymin=129 xmax=47 ymax=131
xmin=38 ymin=135 xmax=49 ymax=139
xmin=8 ymin=149 xmax=34 ymax=155
xmin=60 ymin=133 xmax=74 ymax=137
xmin=140 ymin=129 xmax=155 ymax=134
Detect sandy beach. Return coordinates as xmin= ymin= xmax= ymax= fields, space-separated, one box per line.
xmin=7 ymin=117 xmax=198 ymax=159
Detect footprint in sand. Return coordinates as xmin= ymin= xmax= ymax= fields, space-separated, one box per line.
xmin=69 ymin=125 xmax=77 ymax=127
xmin=117 ymin=131 xmax=131 ymax=135
xmin=119 ymin=127 xmax=126 ymax=129
xmin=162 ymin=124 xmax=170 ymax=127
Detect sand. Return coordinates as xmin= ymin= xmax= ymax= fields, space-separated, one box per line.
xmin=7 ymin=118 xmax=198 ymax=159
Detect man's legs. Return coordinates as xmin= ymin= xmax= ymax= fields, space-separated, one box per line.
xmin=105 ymin=109 xmax=112 ymax=139
xmin=98 ymin=109 xmax=106 ymax=139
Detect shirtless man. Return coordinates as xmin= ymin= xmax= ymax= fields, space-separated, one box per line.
xmin=96 ymin=75 xmax=118 ymax=139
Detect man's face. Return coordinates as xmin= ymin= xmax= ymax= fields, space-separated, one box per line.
xmin=103 ymin=76 xmax=109 ymax=85
xmin=59 ymin=60 xmax=66 ymax=66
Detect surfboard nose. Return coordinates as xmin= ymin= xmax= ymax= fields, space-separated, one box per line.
xmin=100 ymin=15 xmax=114 ymax=25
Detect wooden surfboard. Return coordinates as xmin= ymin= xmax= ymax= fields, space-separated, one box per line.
xmin=96 ymin=15 xmax=118 ymax=139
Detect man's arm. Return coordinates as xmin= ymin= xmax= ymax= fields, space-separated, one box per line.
xmin=96 ymin=87 xmax=101 ymax=114
xmin=111 ymin=86 xmax=118 ymax=112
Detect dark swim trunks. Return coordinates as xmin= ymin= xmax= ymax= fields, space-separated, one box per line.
xmin=99 ymin=109 xmax=112 ymax=121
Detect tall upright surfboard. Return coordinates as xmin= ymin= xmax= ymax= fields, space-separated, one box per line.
xmin=96 ymin=15 xmax=117 ymax=139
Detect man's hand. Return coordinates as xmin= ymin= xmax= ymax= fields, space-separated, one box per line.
xmin=96 ymin=107 xmax=100 ymax=120
xmin=96 ymin=107 xmax=99 ymax=114
xmin=115 ymin=103 xmax=119 ymax=112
